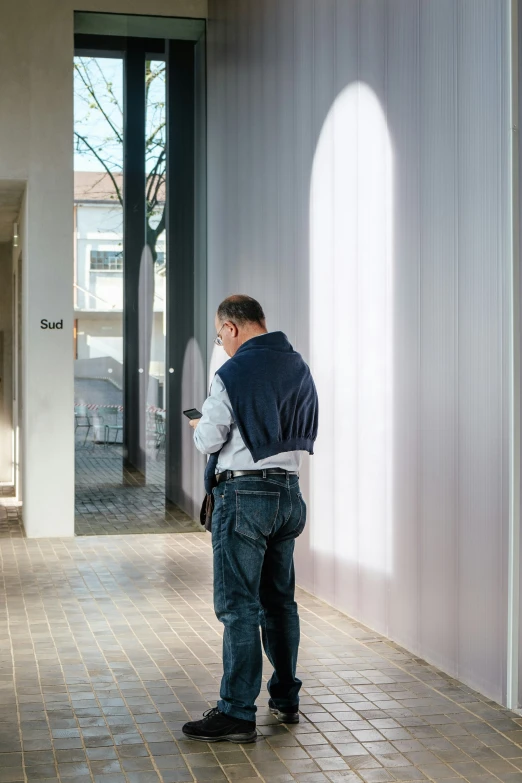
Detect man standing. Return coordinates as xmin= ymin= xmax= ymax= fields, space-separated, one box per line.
xmin=182 ymin=295 xmax=318 ymax=744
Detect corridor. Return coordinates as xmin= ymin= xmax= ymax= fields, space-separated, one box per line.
xmin=0 ymin=529 xmax=521 ymax=783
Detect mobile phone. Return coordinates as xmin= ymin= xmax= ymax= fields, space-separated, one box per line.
xmin=183 ymin=408 xmax=203 ymax=420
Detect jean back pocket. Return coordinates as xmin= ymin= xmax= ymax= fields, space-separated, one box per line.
xmin=235 ymin=490 xmax=280 ymax=540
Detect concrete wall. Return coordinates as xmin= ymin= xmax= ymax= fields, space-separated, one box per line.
xmin=0 ymin=0 xmax=206 ymax=536
xmin=75 ymin=313 xmax=164 ymax=374
xmin=207 ymin=0 xmax=513 ymax=705
xmin=74 ymin=356 xmax=123 ymax=388
xmin=76 ymin=315 xmax=123 ymax=363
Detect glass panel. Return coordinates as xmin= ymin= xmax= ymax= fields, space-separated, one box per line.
xmin=145 ymin=60 xmax=167 ymax=489
xmin=73 ymin=41 xmax=200 ymax=535
xmin=73 ymin=56 xmax=125 ymax=511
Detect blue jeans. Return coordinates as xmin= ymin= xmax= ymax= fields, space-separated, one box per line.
xmin=211 ymin=473 xmax=306 ymax=722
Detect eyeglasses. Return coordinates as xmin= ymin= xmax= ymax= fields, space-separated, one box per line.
xmin=214 ymin=323 xmax=226 ymax=346
xmin=215 ymin=321 xmax=237 ymax=346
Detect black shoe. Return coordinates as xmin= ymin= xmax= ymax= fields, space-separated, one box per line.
xmin=268 ymin=698 xmax=300 ymax=723
xmin=182 ymin=707 xmax=257 ymax=743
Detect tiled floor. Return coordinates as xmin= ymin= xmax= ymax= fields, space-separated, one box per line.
xmin=75 ymin=484 xmax=202 ymax=536
xmin=0 ymin=490 xmax=24 ymax=537
xmin=75 ymin=439 xmax=202 ymax=536
xmin=0 ymin=485 xmax=16 ymax=496
xmin=0 ymin=529 xmax=522 ymax=783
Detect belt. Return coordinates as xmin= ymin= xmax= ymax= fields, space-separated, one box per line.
xmin=215 ymin=468 xmax=299 ymax=485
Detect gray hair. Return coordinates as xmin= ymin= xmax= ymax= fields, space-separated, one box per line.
xmin=217 ymin=295 xmax=266 ymax=326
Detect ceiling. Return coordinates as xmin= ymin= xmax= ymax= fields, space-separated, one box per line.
xmin=0 ymin=180 xmax=24 ymax=243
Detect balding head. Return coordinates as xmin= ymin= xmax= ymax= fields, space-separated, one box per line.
xmin=215 ymin=295 xmax=268 ymax=357
xmin=217 ymin=295 xmax=266 ymax=328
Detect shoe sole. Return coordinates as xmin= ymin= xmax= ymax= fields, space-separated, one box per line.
xmin=182 ymin=730 xmax=258 ymax=743
xmin=269 ymin=706 xmax=300 ymax=724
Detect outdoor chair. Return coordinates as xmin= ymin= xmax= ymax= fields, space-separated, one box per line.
xmin=74 ymin=405 xmax=92 ymax=447
xmin=155 ymin=411 xmax=166 ymax=453
xmin=89 ymin=406 xmax=123 ymax=447
xmin=100 ymin=407 xmax=123 ymax=447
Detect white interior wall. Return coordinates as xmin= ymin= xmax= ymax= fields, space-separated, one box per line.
xmin=0 ymin=243 xmax=13 ymax=483
xmin=207 ymin=0 xmax=512 ymax=705
xmin=0 ymin=0 xmax=207 ymax=536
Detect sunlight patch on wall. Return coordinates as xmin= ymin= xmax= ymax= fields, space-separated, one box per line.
xmin=309 ymin=83 xmax=394 ymax=576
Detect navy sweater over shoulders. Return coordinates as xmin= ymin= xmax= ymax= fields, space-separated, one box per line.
xmin=203 ymin=332 xmax=318 ymax=494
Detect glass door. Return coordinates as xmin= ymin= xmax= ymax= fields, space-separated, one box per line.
xmin=73 ymin=28 xmax=203 ymax=535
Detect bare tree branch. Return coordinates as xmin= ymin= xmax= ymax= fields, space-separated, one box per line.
xmin=145 ymin=60 xmax=152 ymax=103
xmin=74 ymin=131 xmax=123 ymax=206
xmin=146 ymin=206 xmax=166 ymax=262
xmin=150 ymin=171 xmax=166 ymax=212
xmin=93 ymin=58 xmax=123 ymax=116
xmin=146 ymin=122 xmax=166 ymax=149
xmin=75 ymin=57 xmax=166 ymax=260
xmin=146 ymin=148 xmax=166 ymax=204
xmin=75 ymin=58 xmax=123 ymax=144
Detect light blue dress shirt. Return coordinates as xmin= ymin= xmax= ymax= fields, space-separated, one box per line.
xmin=193 ymin=375 xmax=302 ymax=474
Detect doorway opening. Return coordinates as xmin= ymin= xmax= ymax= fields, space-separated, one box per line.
xmin=73 ymin=14 xmax=207 ymax=535
xmin=0 ymin=182 xmax=24 ymax=537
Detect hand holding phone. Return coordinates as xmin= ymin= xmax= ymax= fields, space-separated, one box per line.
xmin=183 ymin=408 xmax=203 ymax=420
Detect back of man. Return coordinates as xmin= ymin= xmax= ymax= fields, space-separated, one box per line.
xmin=182 ymin=295 xmax=318 ymax=743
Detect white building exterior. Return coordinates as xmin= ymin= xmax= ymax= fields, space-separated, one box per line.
xmin=74 ymin=173 xmax=166 ymax=391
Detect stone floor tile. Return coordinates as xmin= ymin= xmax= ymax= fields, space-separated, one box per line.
xmin=221 ymin=762 xmax=260 ymax=779
xmin=158 ymin=772 xmax=193 ymax=783
xmin=1 ymin=503 xmax=522 ymax=783
xmin=3 ymin=771 xmax=29 ymax=783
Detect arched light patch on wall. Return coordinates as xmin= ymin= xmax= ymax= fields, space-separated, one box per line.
xmin=309 ymin=82 xmax=394 ymax=578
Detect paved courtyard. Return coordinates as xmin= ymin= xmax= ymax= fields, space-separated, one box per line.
xmin=0 ymin=523 xmax=521 ymax=783
xmin=74 ymin=444 xmax=202 ymax=536
xmin=74 ymin=408 xmax=201 ymax=536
